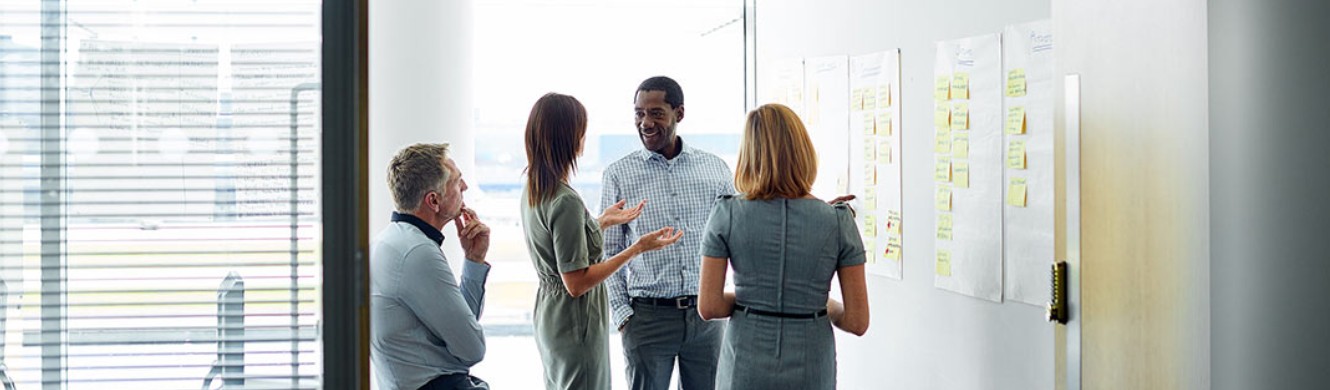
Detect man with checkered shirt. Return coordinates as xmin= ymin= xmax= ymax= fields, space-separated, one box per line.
xmin=601 ymin=76 xmax=734 ymax=390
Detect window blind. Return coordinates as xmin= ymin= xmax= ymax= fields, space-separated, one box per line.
xmin=0 ymin=1 xmax=323 ymax=388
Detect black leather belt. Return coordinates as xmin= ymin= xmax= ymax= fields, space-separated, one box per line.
xmin=733 ymin=303 xmax=828 ymax=319
xmin=632 ymin=295 xmax=697 ymax=309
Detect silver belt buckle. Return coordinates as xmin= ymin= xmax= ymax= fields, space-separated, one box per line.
xmin=675 ymin=296 xmax=689 ymax=309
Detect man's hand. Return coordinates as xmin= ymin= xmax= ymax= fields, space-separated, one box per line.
xmin=828 ymin=194 xmax=856 ymax=205
xmin=828 ymin=194 xmax=857 ymax=217
xmin=599 ymin=199 xmax=646 ymax=230
xmin=454 ymin=206 xmax=490 ymax=264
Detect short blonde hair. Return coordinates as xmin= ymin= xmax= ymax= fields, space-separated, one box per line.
xmin=387 ymin=143 xmax=452 ymax=212
xmin=734 ymin=103 xmax=817 ymax=200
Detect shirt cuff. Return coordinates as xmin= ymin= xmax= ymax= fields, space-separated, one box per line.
xmin=611 ymin=301 xmax=635 ymax=329
xmin=462 ymin=260 xmax=491 ymax=283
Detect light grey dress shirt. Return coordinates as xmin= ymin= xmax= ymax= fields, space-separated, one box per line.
xmin=601 ymin=139 xmax=735 ymax=328
xmin=371 ymin=215 xmax=490 ymax=390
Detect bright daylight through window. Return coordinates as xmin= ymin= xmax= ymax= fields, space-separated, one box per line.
xmin=466 ymin=0 xmax=744 ymax=388
xmin=0 ymin=0 xmax=321 ymax=388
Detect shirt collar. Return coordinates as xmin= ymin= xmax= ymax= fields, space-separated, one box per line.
xmin=391 ymin=211 xmax=445 ymax=246
xmin=639 ymin=136 xmax=695 ymax=161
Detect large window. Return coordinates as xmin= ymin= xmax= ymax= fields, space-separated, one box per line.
xmin=468 ymin=0 xmax=745 ymax=388
xmin=0 ymin=1 xmax=322 ymax=388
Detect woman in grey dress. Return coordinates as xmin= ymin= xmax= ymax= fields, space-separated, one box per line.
xmin=519 ymin=93 xmax=684 ymax=390
xmin=697 ymin=103 xmax=871 ymax=390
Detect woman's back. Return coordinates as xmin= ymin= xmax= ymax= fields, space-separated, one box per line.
xmin=702 ymin=196 xmax=863 ymax=390
xmin=719 ymin=197 xmax=856 ymax=313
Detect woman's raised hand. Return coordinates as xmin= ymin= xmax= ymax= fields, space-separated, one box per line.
xmin=631 ymin=226 xmax=684 ymax=253
xmin=598 ymin=199 xmax=647 ymax=230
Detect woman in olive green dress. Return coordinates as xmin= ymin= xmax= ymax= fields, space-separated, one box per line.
xmin=519 ymin=93 xmax=684 ymax=390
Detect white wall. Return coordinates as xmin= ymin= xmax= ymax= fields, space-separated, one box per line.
xmin=368 ymin=0 xmax=475 ymax=235
xmin=754 ymin=1 xmax=1054 ymax=389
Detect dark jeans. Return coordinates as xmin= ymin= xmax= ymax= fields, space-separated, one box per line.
xmin=621 ymin=300 xmax=724 ymax=390
xmin=419 ymin=373 xmax=489 ymax=390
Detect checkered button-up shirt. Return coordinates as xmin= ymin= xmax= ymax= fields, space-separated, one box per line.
xmin=601 ymin=139 xmax=735 ymax=328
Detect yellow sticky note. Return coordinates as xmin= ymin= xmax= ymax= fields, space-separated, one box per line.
xmin=879 ymin=84 xmax=892 ymax=109
xmin=863 ymin=140 xmax=875 ymax=162
xmin=951 ymin=72 xmax=970 ymax=100
xmin=953 ymin=161 xmax=970 ymax=188
xmin=864 ymin=187 xmax=878 ymax=211
xmin=876 ymin=111 xmax=892 ymax=136
xmin=936 ymin=186 xmax=952 ymax=211
xmin=862 ymin=215 xmax=877 ymax=238
xmin=1007 ymin=140 xmax=1027 ymax=169
xmin=1007 ymin=177 xmax=1028 ymax=207
xmin=937 ymin=213 xmax=953 ymax=241
xmin=851 ymin=88 xmax=863 ymax=111
xmin=863 ymin=89 xmax=877 ymax=110
xmin=1007 ymin=68 xmax=1027 ymax=97
xmin=862 ymin=112 xmax=875 ymax=135
xmin=877 ymin=139 xmax=892 ymax=164
xmin=887 ymin=210 xmax=902 ymax=235
xmin=936 ymin=250 xmax=953 ymax=276
xmin=1006 ymin=106 xmax=1027 ymax=135
xmin=885 ymin=235 xmax=902 ymax=261
xmin=935 ymin=132 xmax=952 ymax=154
xmin=934 ymin=104 xmax=951 ymax=129
xmin=935 ymin=157 xmax=952 ymax=182
xmin=935 ymin=75 xmax=951 ymax=101
xmin=951 ymin=102 xmax=969 ymax=131
xmin=865 ymin=239 xmax=877 ymax=264
xmin=952 ymin=132 xmax=969 ymax=159
xmin=864 ymin=162 xmax=876 ymax=185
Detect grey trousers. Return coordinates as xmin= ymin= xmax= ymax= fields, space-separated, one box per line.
xmin=620 ymin=300 xmax=724 ymax=390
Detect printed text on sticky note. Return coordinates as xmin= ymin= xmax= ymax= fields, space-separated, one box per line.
xmin=864 ymin=187 xmax=877 ymax=211
xmin=863 ymin=215 xmax=877 ymax=238
xmin=877 ymin=139 xmax=892 ymax=164
xmin=863 ymin=141 xmax=875 ymax=162
xmin=952 ymin=133 xmax=969 ymax=159
xmin=1007 ymin=177 xmax=1028 ymax=207
xmin=936 ymin=186 xmax=952 ymax=211
xmin=934 ymin=104 xmax=951 ymax=129
xmin=887 ymin=210 xmax=902 ymax=235
xmin=951 ymin=72 xmax=970 ymax=100
xmin=864 ymin=162 xmax=876 ymax=186
xmin=851 ymin=88 xmax=864 ymax=111
xmin=879 ymin=84 xmax=892 ymax=109
xmin=936 ymin=250 xmax=953 ymax=276
xmin=935 ymin=157 xmax=952 ymax=182
xmin=1007 ymin=68 xmax=1027 ymax=97
xmin=863 ymin=112 xmax=875 ymax=135
xmin=953 ymin=162 xmax=970 ymax=188
xmin=885 ymin=235 xmax=902 ymax=261
xmin=1006 ymin=106 xmax=1026 ymax=135
xmin=951 ymin=102 xmax=970 ymax=131
xmin=937 ymin=213 xmax=953 ymax=241
xmin=1007 ymin=140 xmax=1027 ymax=169
xmin=876 ymin=111 xmax=892 ymax=136
xmin=935 ymin=132 xmax=952 ymax=154
xmin=935 ymin=75 xmax=951 ymax=101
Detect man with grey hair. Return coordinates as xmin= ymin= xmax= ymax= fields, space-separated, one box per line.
xmin=371 ymin=143 xmax=493 ymax=390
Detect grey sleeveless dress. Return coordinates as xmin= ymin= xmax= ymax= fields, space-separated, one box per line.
xmin=700 ymin=197 xmax=866 ymax=390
